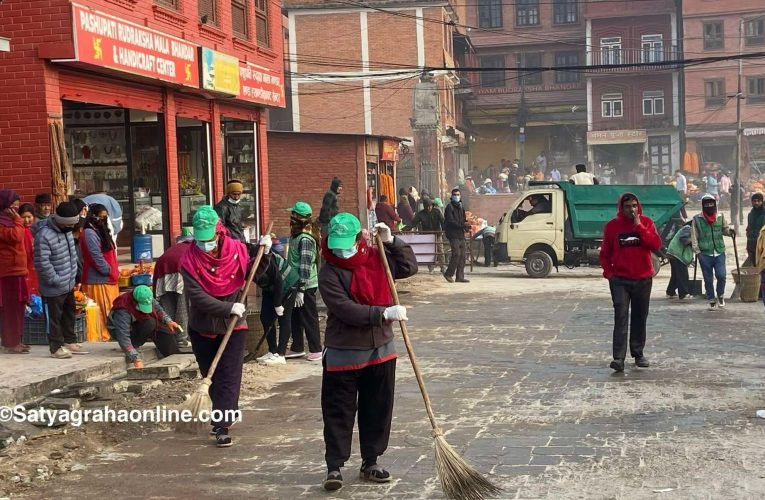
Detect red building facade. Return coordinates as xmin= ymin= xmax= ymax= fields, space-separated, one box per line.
xmin=0 ymin=0 xmax=285 ymax=254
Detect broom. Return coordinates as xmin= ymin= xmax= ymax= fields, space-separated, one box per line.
xmin=176 ymin=223 xmax=273 ymax=433
xmin=375 ymin=234 xmax=502 ymax=500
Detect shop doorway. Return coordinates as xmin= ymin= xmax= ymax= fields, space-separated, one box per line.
xmin=177 ymin=118 xmax=212 ymax=230
xmin=222 ymin=119 xmax=260 ymax=240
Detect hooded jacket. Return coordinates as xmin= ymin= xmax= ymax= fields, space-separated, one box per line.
xmin=318 ymin=177 xmax=342 ymax=225
xmin=692 ymin=196 xmax=731 ymax=256
xmin=746 ymin=205 xmax=765 ymax=252
xmin=599 ymin=193 xmax=662 ymax=280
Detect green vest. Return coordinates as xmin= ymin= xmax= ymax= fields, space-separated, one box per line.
xmin=693 ymin=215 xmax=726 ymax=255
xmin=288 ymin=232 xmax=318 ymax=290
xmin=667 ymin=225 xmax=694 ymax=266
xmin=257 ymin=253 xmax=299 ymax=297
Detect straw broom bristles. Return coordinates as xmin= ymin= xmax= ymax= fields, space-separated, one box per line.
xmin=175 ymin=378 xmax=212 ymax=434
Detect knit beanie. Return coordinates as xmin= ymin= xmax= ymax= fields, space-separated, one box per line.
xmin=227 ymin=180 xmax=244 ymax=194
xmin=35 ymin=193 xmax=52 ymax=205
xmin=53 ymin=201 xmax=80 ymax=225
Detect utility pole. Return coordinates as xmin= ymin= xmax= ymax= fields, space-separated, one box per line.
xmin=734 ymin=18 xmax=744 ymax=233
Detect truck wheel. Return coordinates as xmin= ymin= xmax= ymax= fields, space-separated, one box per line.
xmin=525 ymin=251 xmax=553 ymax=278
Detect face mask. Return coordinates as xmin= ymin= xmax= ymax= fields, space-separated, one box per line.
xmin=451 ymin=195 xmax=461 ymax=203
xmin=332 ymin=246 xmax=358 ymax=259
xmin=229 ymin=197 xmax=241 ymax=204
xmin=703 ymin=205 xmax=716 ymax=215
xmin=197 ymin=240 xmax=218 ymax=253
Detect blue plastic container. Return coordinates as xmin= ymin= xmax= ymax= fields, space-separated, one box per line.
xmin=130 ymin=274 xmax=152 ymax=286
xmin=132 ymin=233 xmax=153 ymax=263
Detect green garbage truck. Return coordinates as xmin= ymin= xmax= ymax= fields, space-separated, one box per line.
xmin=494 ymin=181 xmax=685 ymax=278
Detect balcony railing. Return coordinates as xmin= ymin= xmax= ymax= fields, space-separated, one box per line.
xmin=587 ymin=46 xmax=679 ymax=73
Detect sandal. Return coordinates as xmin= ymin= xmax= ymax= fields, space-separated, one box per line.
xmin=3 ymin=345 xmax=30 ymax=354
xmin=359 ymin=462 xmax=391 ymax=483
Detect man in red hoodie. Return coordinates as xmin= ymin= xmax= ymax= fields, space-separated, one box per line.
xmin=600 ymin=193 xmax=662 ymax=372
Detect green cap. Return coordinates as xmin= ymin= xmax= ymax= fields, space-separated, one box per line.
xmin=181 ymin=227 xmax=193 ymax=236
xmin=192 ymin=205 xmax=219 ymax=241
xmin=132 ymin=285 xmax=154 ymax=314
xmin=287 ymin=201 xmax=312 ymax=217
xmin=328 ymin=213 xmax=361 ymax=250
xmin=433 ymin=197 xmax=444 ymax=208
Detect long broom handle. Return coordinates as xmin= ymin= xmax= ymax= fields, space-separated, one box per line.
xmin=375 ymin=234 xmax=440 ymax=432
xmin=206 ymin=222 xmax=273 ymax=380
xmin=732 ymin=233 xmax=741 ymax=275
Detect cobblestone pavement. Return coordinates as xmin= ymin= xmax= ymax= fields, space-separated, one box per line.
xmin=35 ymin=266 xmax=765 ymax=499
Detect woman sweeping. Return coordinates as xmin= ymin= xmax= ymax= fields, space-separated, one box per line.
xmin=318 ymin=214 xmax=417 ymax=491
xmin=0 ymin=190 xmax=30 ymax=354
xmin=180 ymin=206 xmax=271 ymax=447
xmin=80 ymin=204 xmax=120 ymax=339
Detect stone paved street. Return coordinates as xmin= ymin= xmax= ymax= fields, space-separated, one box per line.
xmin=34 ymin=265 xmax=765 ymax=499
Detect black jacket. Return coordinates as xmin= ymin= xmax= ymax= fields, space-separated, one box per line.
xmin=318 ymin=177 xmax=342 ymax=225
xmin=404 ymin=207 xmax=444 ymax=232
xmin=214 ymin=197 xmax=245 ymax=242
xmin=444 ymin=201 xmax=467 ymax=240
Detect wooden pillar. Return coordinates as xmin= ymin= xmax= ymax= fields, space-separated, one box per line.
xmin=163 ymin=89 xmax=180 ymax=240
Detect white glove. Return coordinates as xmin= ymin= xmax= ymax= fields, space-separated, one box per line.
xmin=374 ymin=223 xmax=393 ymax=244
xmin=259 ymin=235 xmax=272 ymax=254
xmin=383 ymin=305 xmax=408 ymax=322
xmin=230 ymin=302 xmax=246 ymax=317
xmin=294 ymin=291 xmax=305 ymax=308
xmin=275 ymin=305 xmax=284 ymax=317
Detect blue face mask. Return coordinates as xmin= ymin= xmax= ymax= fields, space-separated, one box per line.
xmin=197 ymin=240 xmax=218 ymax=253
xmin=332 ymin=246 xmax=358 ymax=259
xmin=451 ymin=195 xmax=461 ymax=203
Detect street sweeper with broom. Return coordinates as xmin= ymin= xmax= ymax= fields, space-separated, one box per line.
xmin=179 ymin=205 xmax=272 ymax=447
xmin=318 ymin=213 xmax=418 ymax=491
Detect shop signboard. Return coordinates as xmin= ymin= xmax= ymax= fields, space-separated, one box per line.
xmin=587 ymin=129 xmax=647 ymax=145
xmin=70 ymin=4 xmax=199 ymax=88
xmin=200 ymin=47 xmax=241 ymax=95
xmin=238 ymin=62 xmax=286 ymax=107
xmin=381 ymin=140 xmax=399 ymax=161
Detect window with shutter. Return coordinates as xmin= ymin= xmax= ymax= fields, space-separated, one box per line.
xmin=199 ymin=0 xmax=218 ymax=25
xmin=155 ymin=0 xmax=179 ymax=10
xmin=255 ymin=0 xmax=270 ymax=48
xmin=232 ymin=0 xmax=248 ymax=39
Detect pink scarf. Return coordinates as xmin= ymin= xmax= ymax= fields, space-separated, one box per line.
xmin=180 ymin=232 xmax=248 ymax=297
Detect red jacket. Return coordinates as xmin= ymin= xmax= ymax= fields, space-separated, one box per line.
xmin=600 ymin=193 xmax=662 ymax=280
xmin=0 ymin=220 xmax=28 ymax=278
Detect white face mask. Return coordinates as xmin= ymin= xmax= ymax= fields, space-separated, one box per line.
xmin=197 ymin=240 xmax=218 ymax=253
xmin=229 ymin=197 xmax=241 ymax=205
xmin=332 ymin=246 xmax=358 ymax=259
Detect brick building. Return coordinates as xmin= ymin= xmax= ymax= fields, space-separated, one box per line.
xmin=465 ymin=0 xmax=587 ymax=176
xmin=585 ymin=0 xmax=681 ymax=184
xmin=282 ymin=0 xmax=469 ymax=200
xmin=683 ymin=2 xmax=765 ymax=179
xmin=0 ymin=0 xmax=284 ymax=256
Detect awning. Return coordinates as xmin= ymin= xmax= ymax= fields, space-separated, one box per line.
xmin=587 ymin=129 xmax=646 ymax=145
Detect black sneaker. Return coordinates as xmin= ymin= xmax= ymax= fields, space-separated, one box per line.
xmin=442 ymin=273 xmax=454 ymax=283
xmin=323 ymin=470 xmax=343 ymax=491
xmin=635 ymin=357 xmax=650 ymax=368
xmin=209 ymin=426 xmax=222 ymax=436
xmin=360 ymin=462 xmax=392 ymax=483
xmin=215 ymin=427 xmax=233 ymax=448
xmin=609 ymin=359 xmax=625 ymax=372
xmin=456 ymin=279 xmax=470 ymax=283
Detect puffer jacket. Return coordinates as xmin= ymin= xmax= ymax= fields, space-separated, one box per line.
xmin=34 ymin=218 xmax=77 ymax=297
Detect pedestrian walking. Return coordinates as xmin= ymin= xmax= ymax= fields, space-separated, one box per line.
xmin=255 ymin=248 xmax=298 ymax=366
xmin=318 ymin=214 xmax=417 ymax=491
xmin=318 ymin=177 xmax=343 ymax=236
xmin=17 ymin=203 xmax=39 ymax=295
xmin=600 ymin=193 xmax=662 ymax=372
xmin=287 ymin=201 xmax=323 ymax=361
xmin=0 ymin=190 xmax=30 ymax=354
xmin=214 ymin=180 xmax=246 ymax=242
xmin=443 ymin=188 xmax=470 ymax=283
xmin=675 ymin=170 xmax=688 ymax=218
xmin=152 ymin=240 xmax=193 ymax=348
xmin=107 ymin=285 xmax=182 ymax=368
xmin=180 ymin=205 xmax=272 ymax=447
xmin=745 ymin=192 xmax=765 ymax=266
xmin=692 ymin=195 xmax=735 ymax=310
xmin=666 ymin=222 xmax=693 ymax=299
xmin=404 ymin=198 xmax=445 ymax=273
xmin=374 ymin=195 xmax=400 ymax=231
xmin=34 ymin=201 xmax=82 ymax=359
xmin=80 ymin=204 xmax=120 ymax=338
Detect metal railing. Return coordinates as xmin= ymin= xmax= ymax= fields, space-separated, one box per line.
xmin=587 ymin=46 xmax=679 ymax=72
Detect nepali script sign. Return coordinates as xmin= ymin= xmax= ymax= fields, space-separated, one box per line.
xmin=238 ymin=61 xmax=286 ymax=107
xmin=71 ymin=4 xmax=200 ymax=88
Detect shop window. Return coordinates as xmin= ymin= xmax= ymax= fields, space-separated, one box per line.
xmin=553 ymin=0 xmax=577 ymax=25
xmin=745 ymin=18 xmax=764 ymax=47
xmin=703 ymin=21 xmax=724 ymax=50
xmin=600 ymin=37 xmax=622 ymax=65
xmin=480 ymin=55 xmax=505 ymax=87
xmin=516 ymin=0 xmax=539 ymax=27
xmin=478 ymin=0 xmax=502 ymax=28
xmin=518 ymin=53 xmax=542 ymax=86
xmin=177 ymin=118 xmax=212 ymax=228
xmin=232 ymin=0 xmax=248 ymax=39
xmin=643 ymin=90 xmax=665 ymax=115
xmin=155 ymin=0 xmax=179 ymax=9
xmin=641 ymin=34 xmax=664 ymax=63
xmin=705 ymin=79 xmax=725 ymax=107
xmin=601 ymin=93 xmax=623 ymax=118
xmin=199 ymin=0 xmax=218 ymax=25
xmin=747 ymin=76 xmax=765 ymax=104
xmin=223 ymin=120 xmax=260 ymax=236
xmin=255 ymin=0 xmax=270 ymax=48
xmin=555 ymin=52 xmax=580 ymax=83
xmin=649 ymin=136 xmax=671 ymax=176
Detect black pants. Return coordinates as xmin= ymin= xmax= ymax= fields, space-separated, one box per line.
xmin=609 ymin=277 xmax=652 ymax=361
xmin=189 ymin=328 xmax=246 ymax=428
xmin=445 ymin=237 xmax=466 ymax=280
xmin=44 ymin=291 xmax=77 ymax=353
xmin=291 ymin=288 xmax=322 ymax=353
xmin=130 ymin=319 xmax=181 ymax=358
xmin=322 ymin=358 xmax=396 ymax=470
xmin=261 ymin=289 xmax=296 ymax=355
xmin=666 ymin=257 xmax=690 ymax=298
xmin=483 ymin=235 xmax=495 ymax=267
